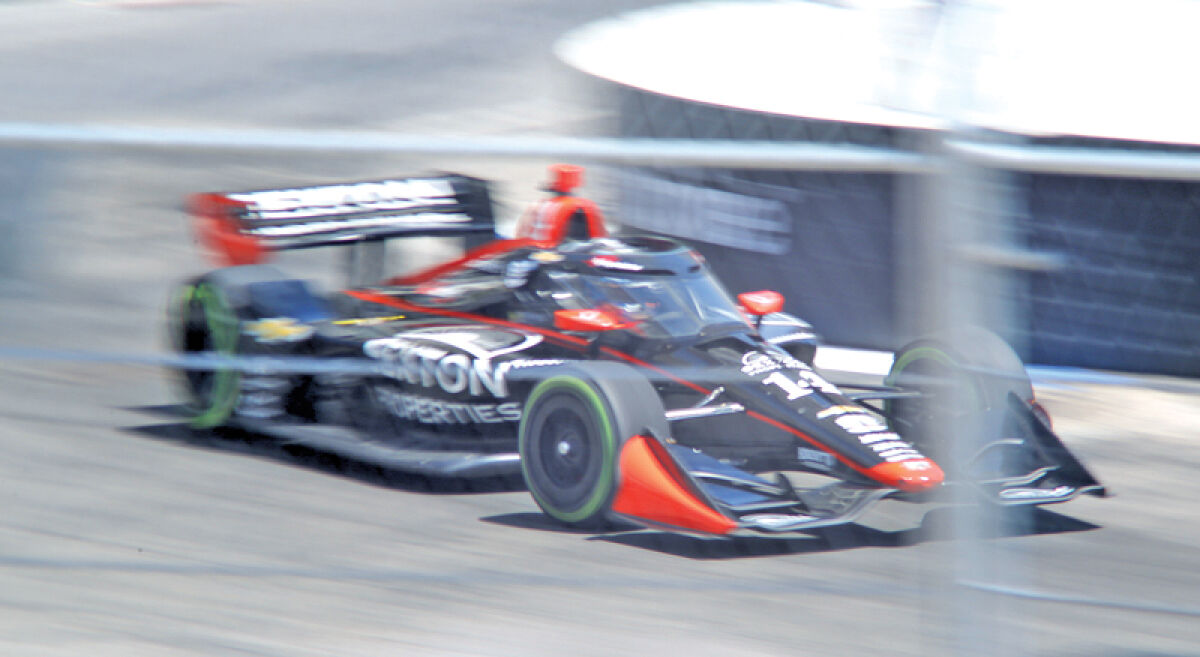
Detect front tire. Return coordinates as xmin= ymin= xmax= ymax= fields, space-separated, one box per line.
xmin=885 ymin=327 xmax=1033 ymax=461
xmin=518 ymin=362 xmax=667 ymax=529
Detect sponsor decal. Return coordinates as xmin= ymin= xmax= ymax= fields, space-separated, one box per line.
xmin=366 ymin=339 xmax=507 ymax=398
xmin=999 ymin=486 xmax=1076 ymax=501
xmin=856 ymin=431 xmax=902 ymax=445
xmin=332 ymin=315 xmax=406 ymax=326
xmin=234 ymin=375 xmax=290 ymax=419
xmin=834 ymin=414 xmax=889 ymax=435
xmin=877 ymin=446 xmax=920 ymax=460
xmin=243 ymin=317 xmax=314 ymax=343
xmin=375 ymin=386 xmax=522 ymax=425
xmin=797 ymin=447 xmax=836 ymax=472
xmin=883 ymin=451 xmax=925 ymax=463
xmin=817 ymin=405 xmax=861 ymax=420
xmin=530 ymin=250 xmax=564 ymax=263
xmin=761 ymin=369 xmax=839 ymax=400
xmin=363 ymin=331 xmax=550 ymax=399
xmin=741 ymin=351 xmax=781 ymax=376
xmin=244 ymin=212 xmax=472 ymax=238
xmin=405 ymin=329 xmax=543 ymax=358
xmin=831 ymin=416 xmax=926 ymax=461
xmin=231 ymin=179 xmax=457 ymax=221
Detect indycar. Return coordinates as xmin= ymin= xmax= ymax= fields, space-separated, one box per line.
xmin=169 ymin=165 xmax=1105 ymax=536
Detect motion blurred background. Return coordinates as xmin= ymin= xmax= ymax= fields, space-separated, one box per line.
xmin=0 ymin=1 xmax=1197 ymax=655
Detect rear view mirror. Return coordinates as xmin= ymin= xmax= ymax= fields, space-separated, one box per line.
xmin=738 ymin=290 xmax=784 ymax=316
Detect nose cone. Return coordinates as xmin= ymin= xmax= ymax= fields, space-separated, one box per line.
xmin=867 ymin=459 xmax=945 ymax=493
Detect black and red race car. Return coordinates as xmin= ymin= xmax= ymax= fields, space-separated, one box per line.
xmin=169 ymin=165 xmax=1104 ymax=536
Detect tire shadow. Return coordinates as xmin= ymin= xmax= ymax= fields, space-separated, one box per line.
xmin=480 ymin=512 xmax=644 ymax=536
xmin=121 ymin=412 xmax=525 ymax=496
xmin=585 ymin=506 xmax=1100 ymax=560
xmin=125 ymin=406 xmax=1101 ymax=552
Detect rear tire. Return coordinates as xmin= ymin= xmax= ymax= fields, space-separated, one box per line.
xmin=171 ymin=280 xmax=241 ymax=429
xmin=518 ymin=362 xmax=667 ymax=529
xmin=168 ymin=265 xmax=311 ymax=429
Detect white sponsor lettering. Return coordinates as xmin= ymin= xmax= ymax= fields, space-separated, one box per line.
xmin=797 ymin=447 xmax=836 ymax=472
xmin=817 ymin=405 xmax=860 ymax=420
xmin=877 ymin=447 xmax=921 ymax=459
xmin=830 ymin=419 xmax=926 ymax=460
xmin=376 ymin=387 xmax=522 ymax=425
xmin=246 ymin=212 xmax=471 ymax=238
xmin=741 ymin=351 xmax=780 ymax=376
xmin=365 ymin=337 xmax=513 ymax=398
xmin=762 ymin=370 xmax=811 ymax=400
xmin=797 ymin=370 xmax=838 ymax=394
xmin=870 ymin=441 xmax=912 ymax=453
xmin=434 ymin=353 xmax=471 ymax=393
xmin=885 ymin=453 xmax=925 ymax=462
xmin=740 ymin=349 xmax=808 ymax=376
xmin=230 ymin=179 xmax=458 ymax=220
xmin=834 ymin=413 xmax=889 ymax=435
xmin=855 ymin=431 xmax=900 ymax=445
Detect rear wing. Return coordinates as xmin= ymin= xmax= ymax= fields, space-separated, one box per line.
xmin=191 ymin=174 xmax=496 ymax=266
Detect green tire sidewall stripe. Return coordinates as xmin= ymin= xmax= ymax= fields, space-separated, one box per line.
xmin=519 ymin=375 xmax=616 ymax=524
xmin=189 ymin=282 xmax=242 ymax=429
xmin=885 ymin=345 xmax=982 ymax=412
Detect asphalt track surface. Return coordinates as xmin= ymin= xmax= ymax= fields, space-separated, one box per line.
xmin=1 ymin=1 xmax=1199 ymax=655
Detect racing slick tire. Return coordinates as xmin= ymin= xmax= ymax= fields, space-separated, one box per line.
xmin=169 ymin=265 xmax=318 ymax=430
xmin=518 ymin=361 xmax=668 ymax=529
xmin=884 ymin=326 xmax=1033 ymax=462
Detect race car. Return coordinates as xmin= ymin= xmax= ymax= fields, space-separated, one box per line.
xmin=169 ymin=165 xmax=1105 ymax=536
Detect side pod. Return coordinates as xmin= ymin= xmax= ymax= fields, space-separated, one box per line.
xmin=610 ymin=435 xmax=738 ymax=536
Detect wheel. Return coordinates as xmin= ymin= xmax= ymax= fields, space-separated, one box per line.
xmin=168 ymin=265 xmax=316 ymax=429
xmin=171 ymin=279 xmax=242 ymax=429
xmin=518 ymin=362 xmax=668 ymax=529
xmin=885 ymin=327 xmax=1032 ymax=461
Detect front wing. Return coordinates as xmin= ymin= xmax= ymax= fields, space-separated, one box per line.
xmin=609 ymin=395 xmax=1106 ymax=537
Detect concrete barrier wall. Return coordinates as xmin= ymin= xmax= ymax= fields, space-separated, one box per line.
xmin=610 ymin=86 xmax=1200 ymax=376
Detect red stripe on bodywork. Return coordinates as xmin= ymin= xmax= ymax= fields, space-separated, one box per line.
xmin=383 ymin=238 xmax=535 ymax=286
xmin=611 ymin=435 xmax=738 ymax=536
xmin=344 ymin=289 xmax=590 ymax=348
xmin=344 ymin=289 xmax=921 ymax=489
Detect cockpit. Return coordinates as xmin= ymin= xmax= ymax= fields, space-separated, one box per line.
xmin=520 ymin=237 xmax=748 ymax=339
